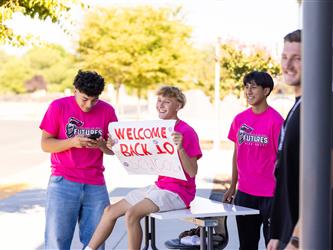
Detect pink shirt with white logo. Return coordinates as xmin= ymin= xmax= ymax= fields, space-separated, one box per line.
xmin=40 ymin=96 xmax=118 ymax=185
xmin=228 ymin=106 xmax=283 ymax=197
xmin=156 ymin=120 xmax=202 ymax=207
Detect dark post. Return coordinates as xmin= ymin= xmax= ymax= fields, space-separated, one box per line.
xmin=302 ymin=1 xmax=332 ymax=249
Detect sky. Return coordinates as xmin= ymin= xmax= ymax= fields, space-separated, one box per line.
xmin=2 ymin=0 xmax=301 ymax=56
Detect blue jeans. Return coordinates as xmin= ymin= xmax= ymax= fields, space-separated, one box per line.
xmin=45 ymin=176 xmax=109 ymax=250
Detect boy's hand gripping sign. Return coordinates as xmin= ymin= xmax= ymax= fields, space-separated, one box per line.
xmin=108 ymin=120 xmax=186 ymax=180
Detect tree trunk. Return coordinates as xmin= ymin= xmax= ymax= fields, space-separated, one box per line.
xmin=136 ymin=88 xmax=142 ymax=120
xmin=115 ymin=83 xmax=122 ymax=115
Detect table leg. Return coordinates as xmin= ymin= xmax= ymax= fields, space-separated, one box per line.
xmin=200 ymin=226 xmax=207 ymax=250
xmin=142 ymin=216 xmax=159 ymax=250
xmin=207 ymin=226 xmax=214 ymax=250
xmin=142 ymin=216 xmax=149 ymax=250
xmin=150 ymin=217 xmax=158 ymax=250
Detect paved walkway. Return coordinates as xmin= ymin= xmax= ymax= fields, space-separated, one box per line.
xmin=0 ymin=149 xmax=266 ymax=250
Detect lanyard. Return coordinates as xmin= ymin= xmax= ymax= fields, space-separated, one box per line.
xmin=278 ymin=98 xmax=302 ymax=151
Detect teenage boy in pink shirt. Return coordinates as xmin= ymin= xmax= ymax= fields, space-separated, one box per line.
xmin=84 ymin=86 xmax=202 ymax=250
xmin=223 ymin=71 xmax=284 ymax=250
xmin=40 ymin=70 xmax=118 ymax=250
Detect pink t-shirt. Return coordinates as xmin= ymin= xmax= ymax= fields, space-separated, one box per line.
xmin=228 ymin=106 xmax=283 ymax=197
xmin=39 ymin=96 xmax=118 ymax=185
xmin=155 ymin=120 xmax=202 ymax=207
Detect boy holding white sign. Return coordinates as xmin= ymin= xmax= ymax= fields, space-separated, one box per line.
xmin=84 ymin=86 xmax=202 ymax=250
xmin=109 ymin=119 xmax=188 ymax=180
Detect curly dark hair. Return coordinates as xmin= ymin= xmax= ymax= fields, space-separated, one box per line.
xmin=73 ymin=70 xmax=105 ymax=97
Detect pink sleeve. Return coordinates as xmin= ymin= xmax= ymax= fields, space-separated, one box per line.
xmin=228 ymin=118 xmax=237 ymax=143
xmin=110 ymin=108 xmax=118 ymax=122
xmin=183 ymin=129 xmax=202 ymax=160
xmin=39 ymin=101 xmax=60 ymax=136
xmin=104 ymin=107 xmax=118 ymax=139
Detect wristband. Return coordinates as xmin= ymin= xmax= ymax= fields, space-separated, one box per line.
xmin=290 ymin=236 xmax=299 ymax=248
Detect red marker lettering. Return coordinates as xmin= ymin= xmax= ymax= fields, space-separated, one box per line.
xmin=120 ymin=144 xmax=131 ymax=156
xmin=114 ymin=128 xmax=125 ymax=140
xmin=163 ymin=142 xmax=174 ymax=154
xmin=126 ymin=128 xmax=133 ymax=140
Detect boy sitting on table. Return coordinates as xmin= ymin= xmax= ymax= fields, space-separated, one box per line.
xmin=84 ymin=86 xmax=202 ymax=250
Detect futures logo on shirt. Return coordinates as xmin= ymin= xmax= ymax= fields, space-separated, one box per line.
xmin=65 ymin=117 xmax=102 ymax=138
xmin=238 ymin=124 xmax=268 ymax=145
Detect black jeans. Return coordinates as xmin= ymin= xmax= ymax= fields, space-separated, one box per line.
xmin=234 ymin=190 xmax=272 ymax=250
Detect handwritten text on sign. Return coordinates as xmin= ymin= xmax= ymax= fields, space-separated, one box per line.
xmin=108 ymin=120 xmax=186 ymax=180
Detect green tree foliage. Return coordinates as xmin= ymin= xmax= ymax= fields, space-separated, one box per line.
xmin=77 ymin=6 xmax=194 ymax=100
xmin=220 ymin=43 xmax=281 ymax=98
xmin=0 ymin=0 xmax=83 ymax=46
xmin=24 ymin=44 xmax=76 ymax=91
xmin=0 ymin=56 xmax=32 ymax=93
xmin=193 ymin=41 xmax=281 ymax=100
xmin=0 ymin=49 xmax=11 ymax=63
xmin=0 ymin=44 xmax=76 ymax=93
xmin=187 ymin=46 xmax=215 ymax=98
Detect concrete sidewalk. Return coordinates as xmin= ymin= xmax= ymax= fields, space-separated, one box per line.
xmin=0 ymin=149 xmax=266 ymax=250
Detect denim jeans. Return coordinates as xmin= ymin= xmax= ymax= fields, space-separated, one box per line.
xmin=45 ymin=176 xmax=109 ymax=250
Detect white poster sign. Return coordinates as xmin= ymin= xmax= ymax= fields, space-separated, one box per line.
xmin=108 ymin=120 xmax=186 ymax=180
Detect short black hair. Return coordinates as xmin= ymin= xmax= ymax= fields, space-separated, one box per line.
xmin=243 ymin=71 xmax=274 ymax=96
xmin=73 ymin=70 xmax=105 ymax=97
xmin=284 ymin=29 xmax=301 ymax=43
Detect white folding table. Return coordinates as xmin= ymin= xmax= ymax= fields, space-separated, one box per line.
xmin=142 ymin=196 xmax=259 ymax=250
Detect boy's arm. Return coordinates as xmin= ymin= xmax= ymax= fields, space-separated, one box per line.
xmin=41 ymin=130 xmax=94 ymax=153
xmin=97 ymin=135 xmax=115 ymax=155
xmin=97 ymin=140 xmax=114 ymax=155
xmin=223 ymin=143 xmax=238 ymax=202
xmin=177 ymin=148 xmax=198 ymax=177
xmin=172 ymin=131 xmax=198 ymax=177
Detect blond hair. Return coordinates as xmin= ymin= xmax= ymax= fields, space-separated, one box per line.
xmin=156 ymin=86 xmax=186 ymax=108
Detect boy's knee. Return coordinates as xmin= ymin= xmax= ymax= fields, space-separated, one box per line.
xmin=124 ymin=208 xmax=140 ymax=225
xmin=103 ymin=205 xmax=119 ymax=220
xmin=103 ymin=205 xmax=112 ymax=214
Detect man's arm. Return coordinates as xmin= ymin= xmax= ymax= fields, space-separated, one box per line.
xmin=223 ymin=143 xmax=238 ymax=202
xmin=267 ymin=239 xmax=280 ymax=250
xmin=286 ymin=220 xmax=300 ymax=249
